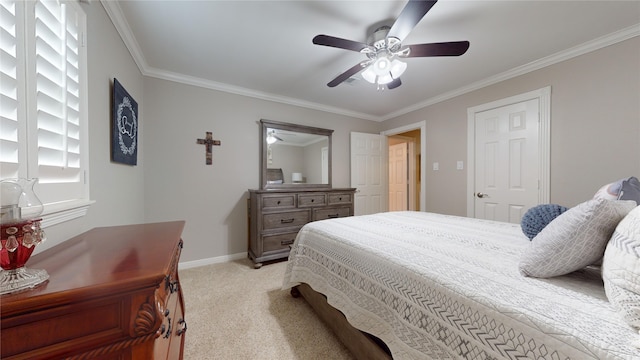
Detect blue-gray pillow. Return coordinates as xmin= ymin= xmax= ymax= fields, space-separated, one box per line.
xmin=521 ymin=204 xmax=568 ymax=240
xmin=618 ymin=176 xmax=640 ymax=205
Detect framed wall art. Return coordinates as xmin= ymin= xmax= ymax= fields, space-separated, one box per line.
xmin=112 ymin=78 xmax=138 ymax=165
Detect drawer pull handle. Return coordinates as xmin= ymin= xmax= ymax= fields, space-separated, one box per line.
xmin=167 ymin=280 xmax=179 ymax=294
xmin=280 ymin=218 xmax=295 ymax=224
xmin=165 ymin=275 xmax=179 ymax=293
xmin=327 ymin=214 xmax=340 ymax=218
xmin=163 ymin=318 xmax=172 ymax=339
xmin=339 ymin=197 xmax=342 ymax=201
xmin=281 ymin=239 xmax=295 ymax=246
xmin=177 ymin=319 xmax=187 ymax=336
xmin=311 ymin=199 xmax=315 ymax=202
xmin=277 ymin=200 xmax=281 ymax=204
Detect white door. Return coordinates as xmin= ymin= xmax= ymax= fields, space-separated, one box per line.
xmin=389 ymin=143 xmax=408 ymax=211
xmin=473 ymin=98 xmax=540 ymax=223
xmin=350 ymin=132 xmax=387 ymax=216
xmin=321 ymin=147 xmax=328 ymax=184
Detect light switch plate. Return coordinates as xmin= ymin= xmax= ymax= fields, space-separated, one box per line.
xmin=456 ymin=161 xmax=464 ymax=170
xmin=433 ymin=162 xmax=439 ymax=171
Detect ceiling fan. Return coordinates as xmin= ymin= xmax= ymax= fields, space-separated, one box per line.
xmin=313 ymin=0 xmax=469 ymax=90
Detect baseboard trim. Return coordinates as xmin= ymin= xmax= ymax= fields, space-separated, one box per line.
xmin=178 ymin=252 xmax=247 ymax=270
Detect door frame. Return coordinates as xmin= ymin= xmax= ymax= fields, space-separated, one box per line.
xmin=466 ymin=86 xmax=551 ymax=217
xmin=382 ymin=121 xmax=427 ymax=211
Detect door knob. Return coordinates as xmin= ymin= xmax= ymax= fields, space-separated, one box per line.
xmin=476 ymin=192 xmax=487 ymax=198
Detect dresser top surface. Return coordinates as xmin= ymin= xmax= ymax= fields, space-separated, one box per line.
xmin=1 ymin=221 xmax=185 ymax=312
xmin=249 ymin=188 xmax=356 ymax=194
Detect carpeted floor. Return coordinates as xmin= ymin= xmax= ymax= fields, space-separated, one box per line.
xmin=179 ymin=258 xmax=355 ymax=359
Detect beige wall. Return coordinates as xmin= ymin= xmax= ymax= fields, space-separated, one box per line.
xmin=37 ymin=2 xmax=146 ymax=253
xmin=382 ymin=37 xmax=640 ymax=216
xmin=142 ymin=78 xmax=380 ymax=263
xmin=270 ymin=144 xmax=304 ymax=184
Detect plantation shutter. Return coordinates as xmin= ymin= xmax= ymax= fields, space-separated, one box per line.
xmin=0 ymin=0 xmax=25 ymax=180
xmin=1 ymin=0 xmax=88 ymax=208
xmin=28 ymin=0 xmax=86 ymax=204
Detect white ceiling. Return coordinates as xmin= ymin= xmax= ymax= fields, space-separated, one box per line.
xmin=103 ymin=1 xmax=640 ymax=121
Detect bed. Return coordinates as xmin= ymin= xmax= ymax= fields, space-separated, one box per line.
xmin=282 ymin=209 xmax=640 ymax=360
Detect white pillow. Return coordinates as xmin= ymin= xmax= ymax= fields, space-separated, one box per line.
xmin=603 ymin=205 xmax=640 ymax=330
xmin=519 ymin=198 xmax=636 ymax=278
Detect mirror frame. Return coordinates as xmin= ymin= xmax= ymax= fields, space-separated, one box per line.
xmin=260 ymin=119 xmax=333 ymax=189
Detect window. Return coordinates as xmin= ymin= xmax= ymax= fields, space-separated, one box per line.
xmin=1 ymin=0 xmax=89 ymax=226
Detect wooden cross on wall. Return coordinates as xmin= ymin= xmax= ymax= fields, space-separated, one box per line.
xmin=196 ymin=132 xmax=221 ymax=165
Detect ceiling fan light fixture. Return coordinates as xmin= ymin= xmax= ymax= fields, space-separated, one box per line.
xmin=375 ymin=57 xmax=390 ymax=72
xmin=361 ymin=66 xmax=377 ymax=84
xmin=389 ymin=59 xmax=407 ymax=78
xmin=377 ymin=73 xmax=394 ymax=85
xmin=361 ymin=56 xmax=407 ymax=86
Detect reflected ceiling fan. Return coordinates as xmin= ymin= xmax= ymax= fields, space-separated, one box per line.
xmin=266 ymin=130 xmax=283 ymax=144
xmin=313 ymin=0 xmax=469 ymax=90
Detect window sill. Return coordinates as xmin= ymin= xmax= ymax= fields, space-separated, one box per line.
xmin=41 ymin=199 xmax=95 ymax=228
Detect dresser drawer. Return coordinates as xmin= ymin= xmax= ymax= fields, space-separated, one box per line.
xmin=298 ymin=194 xmax=326 ymax=207
xmin=263 ymin=210 xmax=310 ymax=230
xmin=263 ymin=232 xmax=299 ymax=253
xmin=313 ymin=207 xmax=351 ymax=221
xmin=328 ymin=193 xmax=353 ymax=205
xmin=262 ymin=194 xmax=296 ymax=210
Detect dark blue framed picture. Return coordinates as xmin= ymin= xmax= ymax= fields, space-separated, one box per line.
xmin=112 ymin=78 xmax=138 ymax=165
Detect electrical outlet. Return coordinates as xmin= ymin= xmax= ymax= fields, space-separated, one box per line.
xmin=457 ymin=161 xmax=464 ymax=170
xmin=433 ymin=162 xmax=439 ymax=171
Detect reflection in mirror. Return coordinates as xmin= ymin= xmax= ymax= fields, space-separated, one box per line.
xmin=260 ymin=120 xmax=333 ymax=189
xmin=267 ymin=128 xmax=329 ymax=184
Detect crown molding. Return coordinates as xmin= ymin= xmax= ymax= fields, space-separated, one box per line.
xmin=101 ymin=0 xmax=639 ymax=123
xmin=100 ymin=0 xmax=149 ymax=73
xmin=380 ymin=24 xmax=640 ymax=121
xmin=144 ymin=67 xmax=380 ymax=122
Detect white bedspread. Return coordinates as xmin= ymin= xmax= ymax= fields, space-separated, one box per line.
xmin=282 ymin=211 xmax=640 ymax=360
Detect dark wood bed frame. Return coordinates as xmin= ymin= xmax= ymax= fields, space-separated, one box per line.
xmin=291 ymin=284 xmax=393 ymax=360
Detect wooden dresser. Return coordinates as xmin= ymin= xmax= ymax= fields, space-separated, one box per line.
xmin=248 ymin=188 xmax=356 ymax=268
xmin=0 ymin=221 xmax=187 ymax=360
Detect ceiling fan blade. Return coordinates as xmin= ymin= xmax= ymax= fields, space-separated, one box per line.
xmin=313 ymin=35 xmax=369 ymax=52
xmin=387 ymin=0 xmax=438 ymax=42
xmin=327 ymin=61 xmax=369 ymax=87
xmin=404 ymin=41 xmax=470 ymax=57
xmin=387 ymin=78 xmax=402 ymax=90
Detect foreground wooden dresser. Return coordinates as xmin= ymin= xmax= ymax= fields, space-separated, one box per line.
xmin=248 ymin=188 xmax=355 ymax=268
xmin=0 ymin=221 xmax=187 ymax=360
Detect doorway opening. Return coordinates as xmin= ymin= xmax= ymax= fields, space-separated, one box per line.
xmin=382 ymin=121 xmax=426 ymax=212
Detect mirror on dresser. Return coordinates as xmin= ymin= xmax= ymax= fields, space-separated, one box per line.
xmin=260 ymin=119 xmax=333 ymax=189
